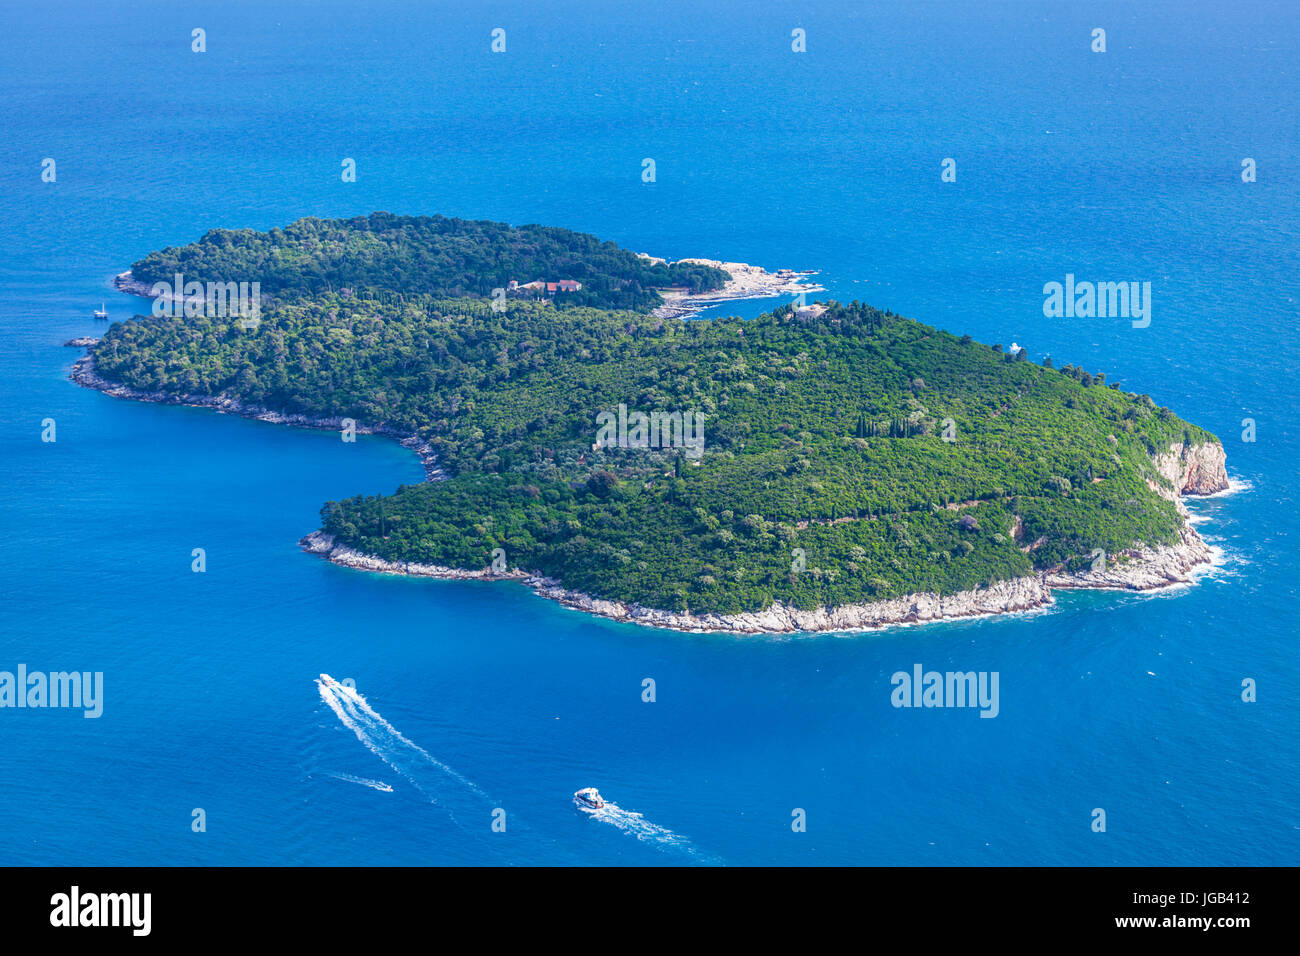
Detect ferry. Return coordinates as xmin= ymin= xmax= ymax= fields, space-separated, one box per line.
xmin=93 ymin=302 xmax=108 ymax=320
xmin=573 ymin=787 xmax=604 ymax=810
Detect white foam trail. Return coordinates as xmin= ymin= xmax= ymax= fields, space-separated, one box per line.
xmin=578 ymin=799 xmax=720 ymax=864
xmin=316 ymin=675 xmax=490 ymax=808
xmin=1192 ymin=476 xmax=1253 ymax=501
xmin=326 ymin=771 xmax=394 ymax=793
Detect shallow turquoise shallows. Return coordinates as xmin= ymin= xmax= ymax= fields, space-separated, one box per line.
xmin=0 ymin=0 xmax=1296 ymax=865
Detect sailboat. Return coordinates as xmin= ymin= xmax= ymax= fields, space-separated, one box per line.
xmin=93 ymin=302 xmax=108 ymax=320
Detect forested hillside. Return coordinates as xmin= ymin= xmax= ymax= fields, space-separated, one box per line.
xmin=91 ymin=260 xmax=1218 ymax=615
xmin=127 ymin=212 xmax=729 ymax=311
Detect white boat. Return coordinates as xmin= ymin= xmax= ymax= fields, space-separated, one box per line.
xmin=93 ymin=302 xmax=108 ymax=320
xmin=573 ymin=787 xmax=604 ymax=810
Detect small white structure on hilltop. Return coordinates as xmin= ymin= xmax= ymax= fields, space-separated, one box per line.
xmin=1009 ymin=342 xmax=1024 ymax=355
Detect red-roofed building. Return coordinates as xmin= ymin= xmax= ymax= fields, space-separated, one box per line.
xmin=516 ymin=279 xmax=581 ymax=298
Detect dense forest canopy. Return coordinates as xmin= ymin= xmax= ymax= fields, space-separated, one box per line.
xmin=96 ymin=215 xmax=1220 ymax=616
xmin=128 ymin=212 xmax=730 ymax=312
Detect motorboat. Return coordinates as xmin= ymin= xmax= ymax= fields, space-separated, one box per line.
xmin=573 ymin=787 xmax=604 ymax=810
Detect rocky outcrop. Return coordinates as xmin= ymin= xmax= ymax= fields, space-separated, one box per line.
xmin=113 ymin=270 xmax=158 ymax=299
xmin=1152 ymin=441 xmax=1229 ymax=497
xmin=650 ymin=260 xmax=825 ymax=320
xmin=1043 ymin=441 xmax=1224 ymax=593
xmin=1044 ymin=522 xmax=1212 ymax=592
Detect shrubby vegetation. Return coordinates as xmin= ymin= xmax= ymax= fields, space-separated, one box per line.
xmin=128 ymin=212 xmax=729 ymax=312
xmin=95 ymin=218 xmax=1218 ymax=615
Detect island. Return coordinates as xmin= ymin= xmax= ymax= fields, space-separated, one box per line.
xmin=71 ymin=212 xmax=1229 ymax=634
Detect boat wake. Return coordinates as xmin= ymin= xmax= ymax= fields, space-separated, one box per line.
xmin=324 ymin=771 xmax=394 ymax=793
xmin=578 ymin=799 xmax=720 ymax=864
xmin=316 ymin=675 xmax=491 ymax=813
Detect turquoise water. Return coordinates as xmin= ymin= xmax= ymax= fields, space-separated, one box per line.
xmin=0 ymin=0 xmax=1296 ymax=865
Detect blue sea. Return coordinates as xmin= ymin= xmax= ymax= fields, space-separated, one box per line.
xmin=0 ymin=0 xmax=1296 ymax=865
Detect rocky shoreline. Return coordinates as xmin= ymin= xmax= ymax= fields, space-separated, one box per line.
xmin=297 ymin=440 xmax=1228 ymax=635
xmin=299 ymin=529 xmax=1058 ymax=633
xmin=113 ymin=270 xmax=165 ymax=300
xmin=68 ymin=349 xmax=444 ymax=480
xmin=650 ymin=259 xmax=826 ymax=321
